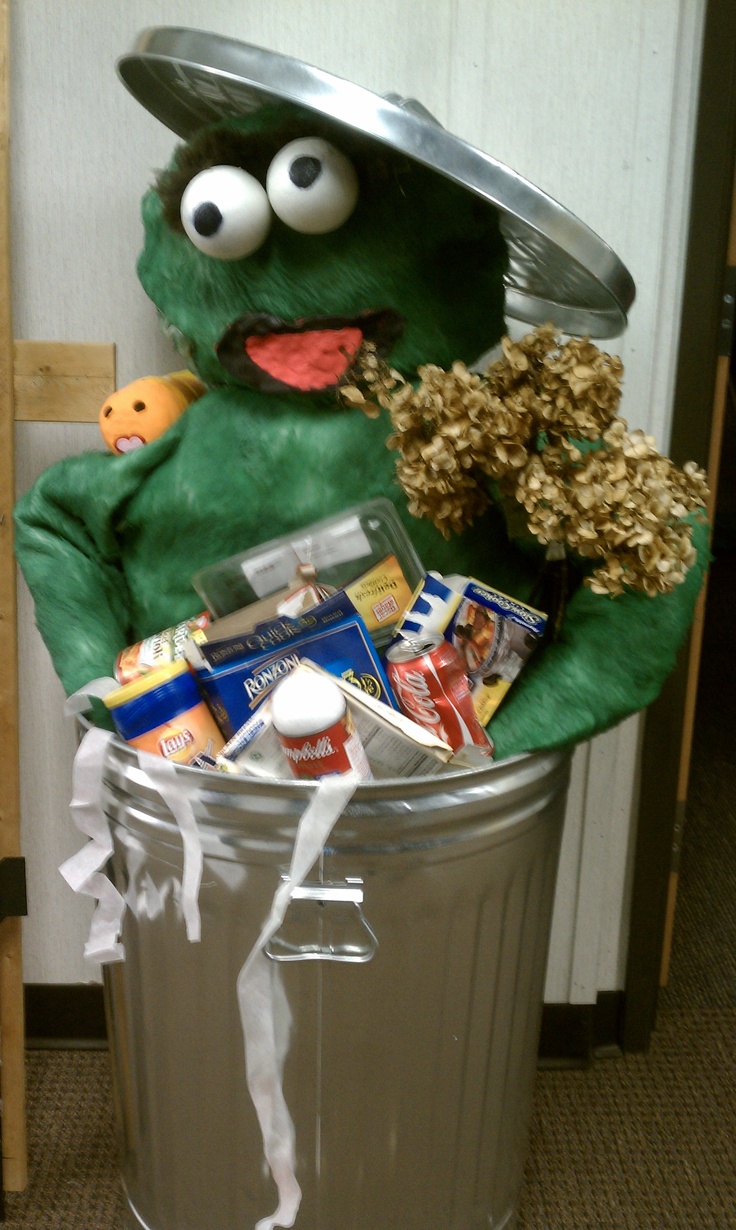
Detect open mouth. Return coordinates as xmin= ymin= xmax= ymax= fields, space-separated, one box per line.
xmin=114 ymin=435 xmax=146 ymax=454
xmin=216 ymin=308 xmax=405 ymax=394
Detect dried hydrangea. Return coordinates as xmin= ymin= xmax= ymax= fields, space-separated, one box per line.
xmin=340 ymin=344 xmax=532 ymax=537
xmin=337 ymin=341 xmax=402 ymax=418
xmin=514 ymin=428 xmax=708 ymax=596
xmin=486 ymin=325 xmax=624 ymax=441
xmin=338 ymin=329 xmax=709 ymax=595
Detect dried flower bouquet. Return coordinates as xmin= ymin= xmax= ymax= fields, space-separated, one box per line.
xmin=340 ymin=324 xmax=709 ymax=601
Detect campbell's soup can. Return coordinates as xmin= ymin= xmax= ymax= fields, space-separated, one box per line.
xmin=104 ymin=660 xmax=225 ymax=768
xmin=385 ymin=635 xmax=494 ymax=757
xmin=270 ymin=668 xmax=372 ymax=781
xmin=114 ymin=612 xmax=211 ymax=685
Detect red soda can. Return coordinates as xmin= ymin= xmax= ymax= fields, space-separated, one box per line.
xmin=385 ymin=635 xmax=494 ymax=757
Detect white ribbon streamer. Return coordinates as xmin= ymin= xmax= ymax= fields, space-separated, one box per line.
xmin=62 ymin=676 xmax=357 ymax=1225
xmin=237 ymin=773 xmax=359 ymax=1230
xmin=64 ymin=676 xmax=119 ymax=716
xmin=59 ymin=724 xmax=125 ymax=963
xmin=139 ymin=753 xmax=203 ymax=943
xmin=61 ymin=675 xmax=204 ymax=955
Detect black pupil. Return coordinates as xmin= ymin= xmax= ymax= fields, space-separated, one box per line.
xmin=193 ymin=201 xmax=223 ymax=237
xmin=289 ymin=156 xmax=322 ymax=190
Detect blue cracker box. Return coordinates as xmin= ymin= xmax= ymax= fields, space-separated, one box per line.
xmin=196 ymin=590 xmax=358 ymax=670
xmin=389 ymin=573 xmax=547 ymax=725
xmin=188 ymin=608 xmax=397 ymax=740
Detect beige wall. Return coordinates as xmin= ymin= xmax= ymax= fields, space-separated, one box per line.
xmin=11 ymin=0 xmax=705 ymax=992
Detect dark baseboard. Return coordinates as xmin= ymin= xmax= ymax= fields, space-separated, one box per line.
xmin=25 ymin=983 xmax=626 ymax=1064
xmin=538 ymin=991 xmax=625 ymax=1068
xmin=25 ymin=984 xmax=108 ymax=1049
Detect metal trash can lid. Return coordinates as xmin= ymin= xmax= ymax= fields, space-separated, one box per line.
xmin=117 ymin=26 xmax=635 ymax=338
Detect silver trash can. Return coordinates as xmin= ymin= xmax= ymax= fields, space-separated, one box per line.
xmin=101 ymin=738 xmax=571 ymax=1230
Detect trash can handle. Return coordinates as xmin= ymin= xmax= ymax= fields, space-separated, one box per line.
xmin=290 ymin=884 xmax=364 ymax=904
xmin=264 ymin=878 xmax=378 ymax=963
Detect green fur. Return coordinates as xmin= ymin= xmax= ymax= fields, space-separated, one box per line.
xmin=138 ymin=110 xmax=507 ymax=385
xmin=13 ymin=108 xmax=707 ymax=758
xmin=488 ymin=515 xmax=709 ymax=758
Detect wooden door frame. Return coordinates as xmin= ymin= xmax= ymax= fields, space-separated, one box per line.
xmin=622 ymin=0 xmax=736 ymax=1051
xmin=0 ymin=0 xmax=27 ymax=1192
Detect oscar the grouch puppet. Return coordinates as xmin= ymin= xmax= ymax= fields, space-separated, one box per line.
xmin=13 ymin=33 xmax=708 ymax=760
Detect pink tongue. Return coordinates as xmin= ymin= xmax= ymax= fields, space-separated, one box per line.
xmin=245 ymin=327 xmax=363 ymax=391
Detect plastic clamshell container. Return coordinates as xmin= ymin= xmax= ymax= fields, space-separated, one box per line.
xmin=191 ymin=498 xmax=425 ymax=619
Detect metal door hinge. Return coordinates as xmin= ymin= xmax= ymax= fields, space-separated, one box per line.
xmin=0 ymin=857 xmax=28 ymax=923
xmin=718 ymin=266 xmax=736 ymax=355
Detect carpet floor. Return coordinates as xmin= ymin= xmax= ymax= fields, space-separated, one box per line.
xmin=523 ymin=542 xmax=736 ymax=1229
xmin=4 ymin=550 xmax=734 ymax=1230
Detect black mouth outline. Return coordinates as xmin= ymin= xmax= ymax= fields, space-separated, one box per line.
xmin=216 ymin=308 xmax=405 ymax=394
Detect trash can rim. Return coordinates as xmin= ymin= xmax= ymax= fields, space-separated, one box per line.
xmin=82 ymin=718 xmax=572 ymax=800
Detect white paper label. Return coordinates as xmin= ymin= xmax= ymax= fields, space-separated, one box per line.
xmin=242 ymin=517 xmax=372 ymax=598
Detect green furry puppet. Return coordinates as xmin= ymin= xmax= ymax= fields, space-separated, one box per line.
xmin=13 ymin=87 xmax=708 ymax=760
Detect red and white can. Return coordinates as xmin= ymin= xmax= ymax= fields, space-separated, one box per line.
xmin=270 ymin=667 xmax=372 ymax=781
xmin=115 ymin=612 xmax=211 ymax=685
xmin=385 ymin=635 xmax=494 ymax=757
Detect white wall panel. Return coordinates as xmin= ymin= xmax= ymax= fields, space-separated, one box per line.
xmin=11 ymin=0 xmax=705 ymax=994
xmin=15 ymin=422 xmax=99 ymax=983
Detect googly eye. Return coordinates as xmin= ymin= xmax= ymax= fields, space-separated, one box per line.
xmin=180 ymin=165 xmax=271 ymax=260
xmin=266 ymin=138 xmax=359 ymax=235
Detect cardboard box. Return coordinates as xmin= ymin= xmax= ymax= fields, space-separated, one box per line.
xmin=217 ymin=661 xmax=460 ymax=779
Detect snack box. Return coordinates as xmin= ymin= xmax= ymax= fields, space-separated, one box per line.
xmin=217 ymin=661 xmax=459 ymax=779
xmin=198 ymin=554 xmax=415 ymax=651
xmin=187 ymin=601 xmax=397 ymax=740
xmin=390 ymin=573 xmax=547 ymax=725
xmin=216 ymin=703 xmax=290 ymax=779
xmin=191 ymin=497 xmax=424 ymax=628
xmin=191 ymin=590 xmax=367 ymax=669
xmin=203 ymin=574 xmax=326 ymax=643
xmin=337 ymin=553 xmax=416 ymax=643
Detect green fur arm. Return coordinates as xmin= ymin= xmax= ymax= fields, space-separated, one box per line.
xmin=14 ymin=448 xmax=164 ymax=695
xmin=488 ymin=517 xmax=710 ymax=759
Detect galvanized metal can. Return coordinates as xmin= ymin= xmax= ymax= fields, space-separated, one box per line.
xmin=99 ymin=740 xmax=570 ymax=1230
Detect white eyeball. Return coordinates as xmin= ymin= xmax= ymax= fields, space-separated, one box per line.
xmin=180 ymin=165 xmax=271 ymax=260
xmin=266 ymin=138 xmax=359 ymax=234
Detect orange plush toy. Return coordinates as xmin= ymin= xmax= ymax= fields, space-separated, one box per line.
xmin=99 ymin=370 xmax=205 ymax=454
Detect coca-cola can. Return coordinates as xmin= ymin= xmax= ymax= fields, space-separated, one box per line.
xmin=385 ymin=635 xmax=494 ymax=757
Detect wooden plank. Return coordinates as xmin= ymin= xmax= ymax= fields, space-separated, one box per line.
xmin=676 ymin=344 xmax=732 ymax=803
xmin=659 ymin=356 xmax=729 ymax=987
xmin=0 ymin=0 xmax=28 ymax=1192
xmin=676 ymin=146 xmax=736 ymax=804
xmin=660 ymin=157 xmax=736 ymax=988
xmin=13 ymin=340 xmax=116 ymax=422
xmin=0 ymin=916 xmax=26 ymax=1190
